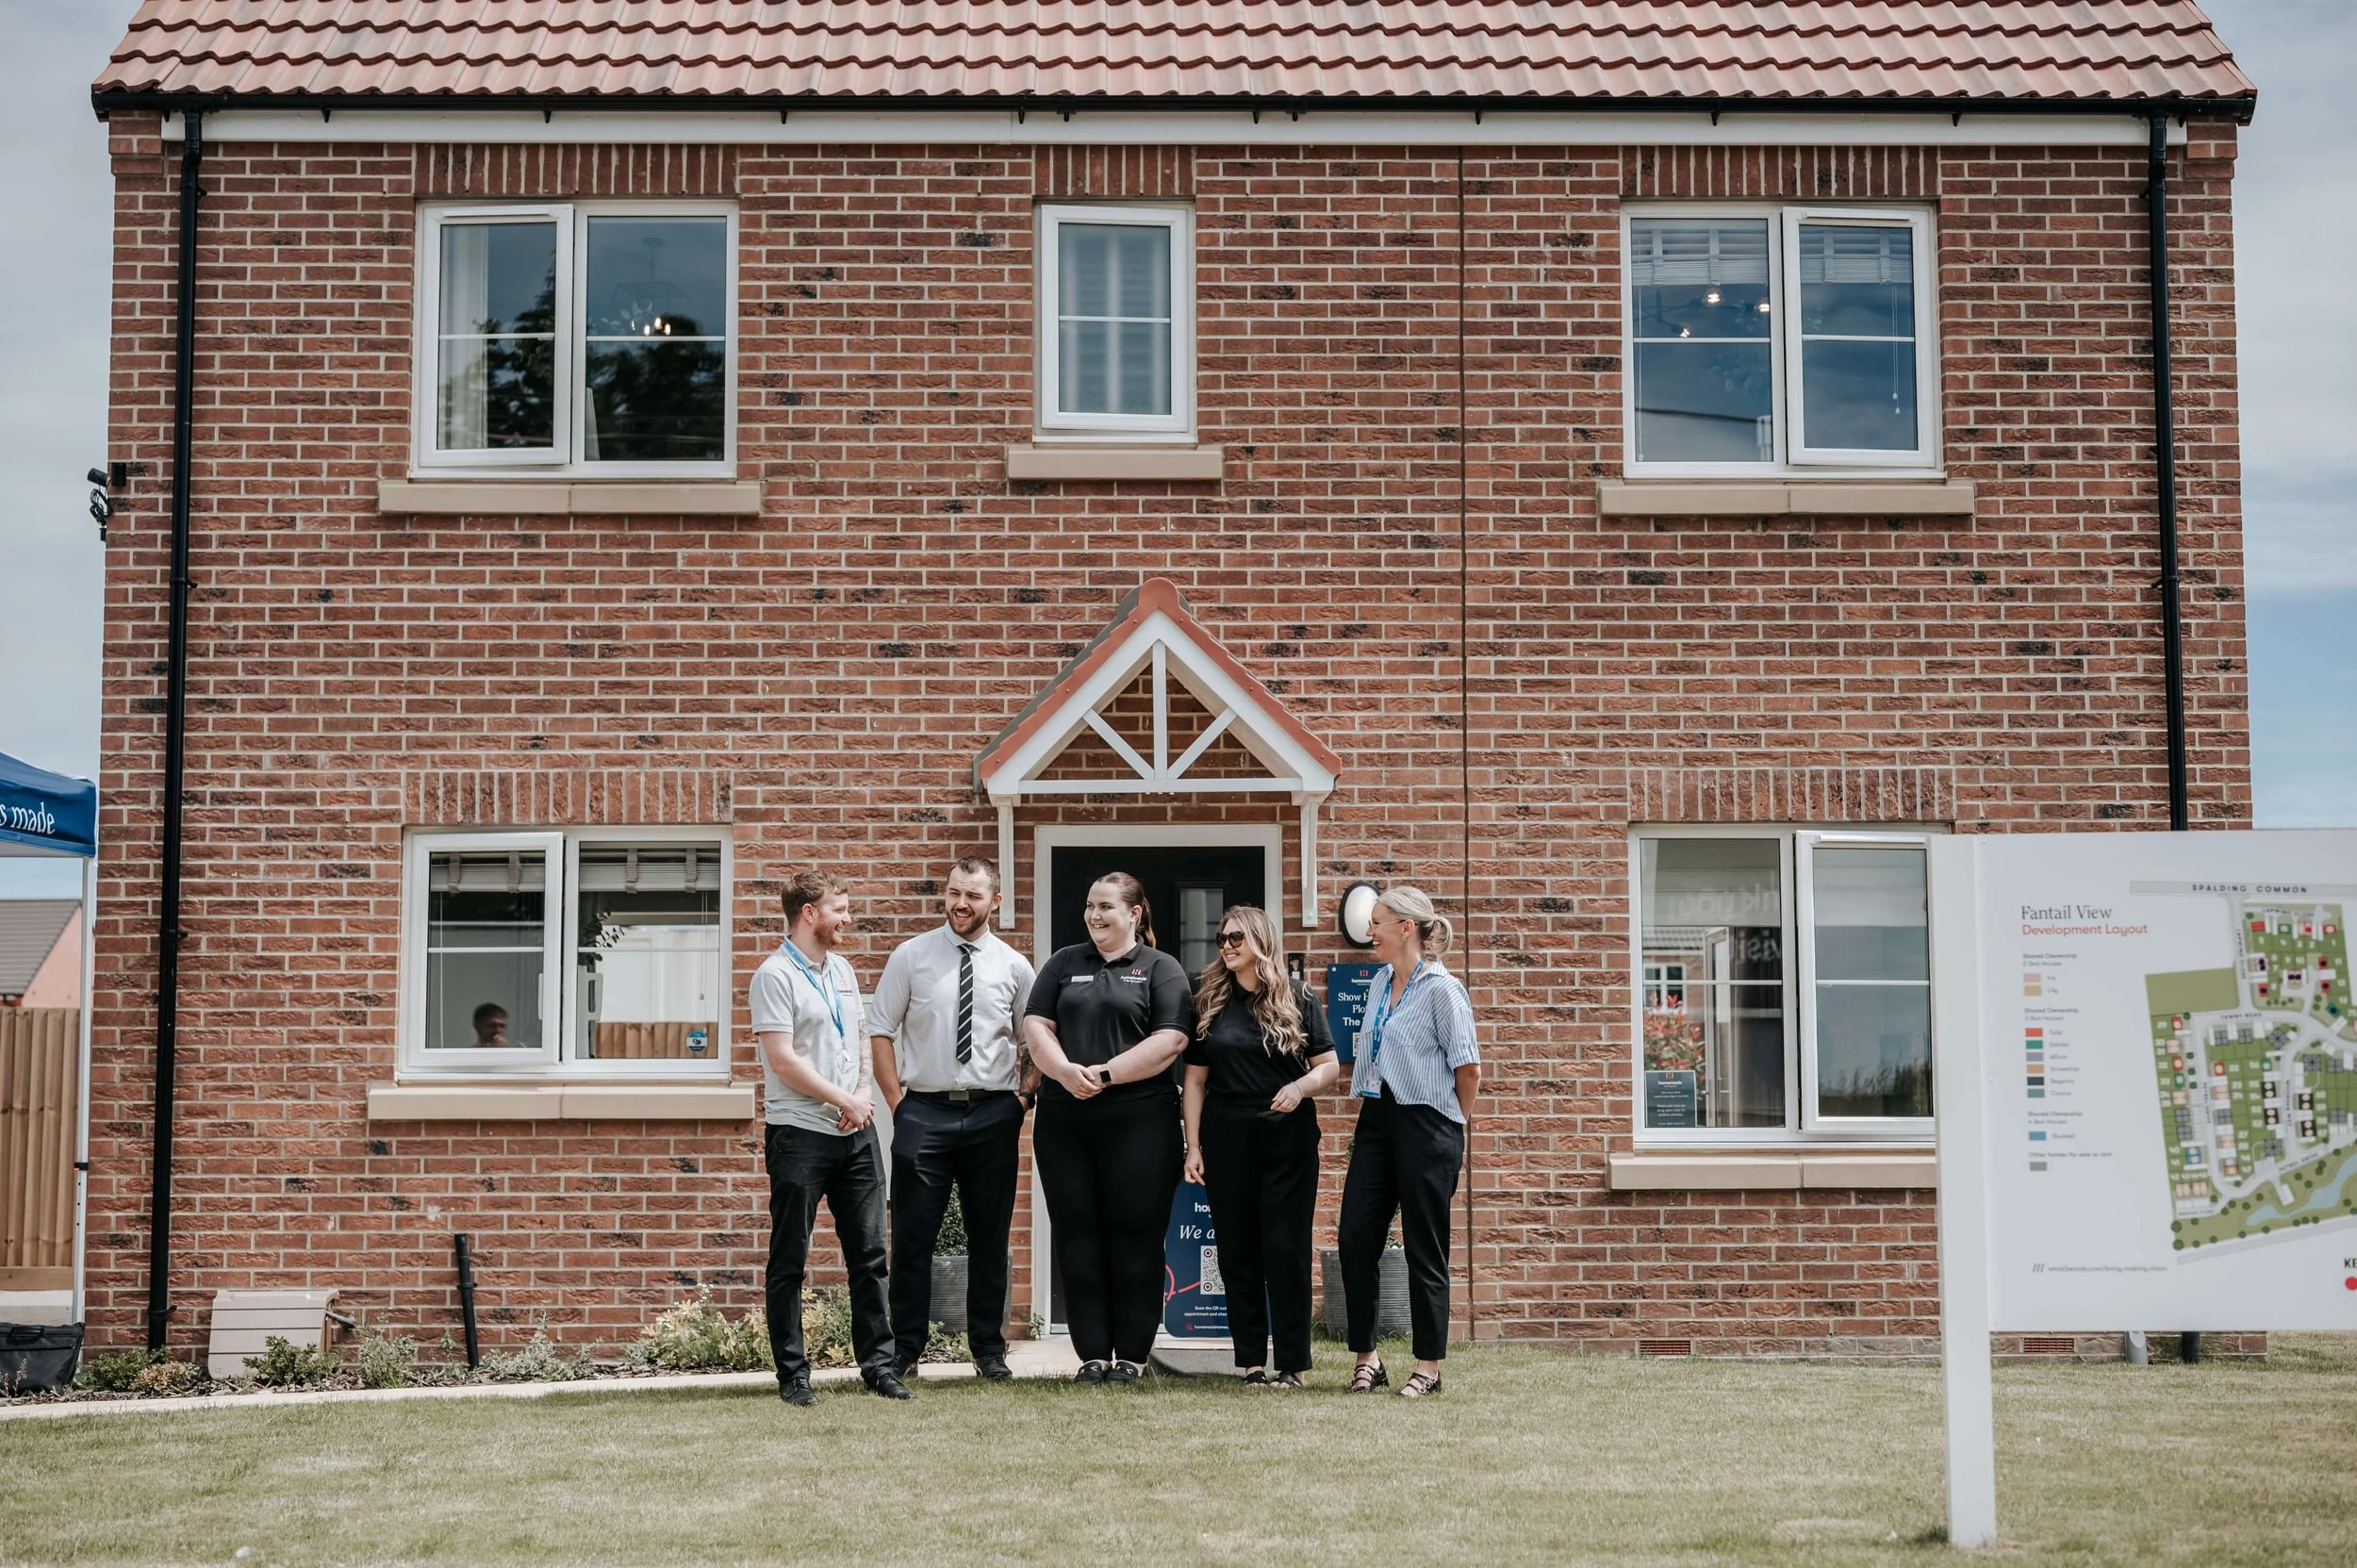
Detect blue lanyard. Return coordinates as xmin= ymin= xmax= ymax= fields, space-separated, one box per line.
xmin=1360 ymin=960 xmax=1426 ymax=1095
xmin=779 ymin=941 xmax=845 ymax=1044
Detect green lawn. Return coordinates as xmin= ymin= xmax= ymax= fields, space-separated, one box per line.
xmin=5 ymin=1337 xmax=2356 ymax=1567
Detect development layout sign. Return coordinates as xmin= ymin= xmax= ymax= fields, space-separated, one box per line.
xmin=1933 ymin=831 xmax=2357 ymax=1332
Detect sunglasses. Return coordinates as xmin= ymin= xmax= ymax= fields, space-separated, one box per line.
xmin=1216 ymin=932 xmax=1248 ymax=949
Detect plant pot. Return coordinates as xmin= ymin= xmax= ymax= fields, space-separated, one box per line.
xmin=925 ymin=1252 xmax=1015 ymax=1343
xmin=1319 ymin=1246 xmax=1409 ymax=1340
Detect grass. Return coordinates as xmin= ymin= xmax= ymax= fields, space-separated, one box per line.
xmin=3 ymin=1336 xmax=2355 ymax=1567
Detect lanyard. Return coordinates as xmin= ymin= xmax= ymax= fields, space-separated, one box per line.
xmin=1360 ymin=959 xmax=1426 ymax=1095
xmin=778 ymin=940 xmax=845 ymax=1045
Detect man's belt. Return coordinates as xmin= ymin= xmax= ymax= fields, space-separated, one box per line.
xmin=905 ymin=1087 xmax=1018 ymax=1106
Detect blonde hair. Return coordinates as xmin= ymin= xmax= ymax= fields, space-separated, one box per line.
xmin=1376 ymin=884 xmax=1455 ymax=955
xmin=1192 ymin=905 xmax=1305 ymax=1059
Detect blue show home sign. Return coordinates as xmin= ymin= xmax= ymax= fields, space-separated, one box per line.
xmin=1326 ymin=962 xmax=1381 ymax=1063
xmin=0 ymin=751 xmax=97 ymax=858
xmin=1162 ymin=1180 xmax=1226 ymax=1338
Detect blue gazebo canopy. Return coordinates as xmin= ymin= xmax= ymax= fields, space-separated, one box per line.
xmin=0 ymin=751 xmax=96 ymax=858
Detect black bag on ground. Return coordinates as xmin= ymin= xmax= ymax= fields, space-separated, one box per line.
xmin=0 ymin=1322 xmax=83 ymax=1395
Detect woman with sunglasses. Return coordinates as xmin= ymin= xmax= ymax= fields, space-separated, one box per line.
xmin=1337 ymin=885 xmax=1478 ymax=1398
xmin=1180 ymin=905 xmax=1339 ymax=1388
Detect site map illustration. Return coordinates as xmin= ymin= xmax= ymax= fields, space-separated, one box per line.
xmin=2146 ymin=893 xmax=2357 ymax=1252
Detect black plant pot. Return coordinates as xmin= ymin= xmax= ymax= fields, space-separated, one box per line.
xmin=1319 ymin=1246 xmax=1409 ymax=1340
xmin=929 ymin=1253 xmax=970 ymax=1331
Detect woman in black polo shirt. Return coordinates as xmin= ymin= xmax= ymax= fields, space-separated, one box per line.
xmin=1181 ymin=904 xmax=1339 ymax=1388
xmin=1022 ymin=872 xmax=1195 ymax=1384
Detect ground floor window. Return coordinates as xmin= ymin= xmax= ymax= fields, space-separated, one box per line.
xmin=402 ymin=828 xmax=730 ymax=1075
xmin=1635 ymin=828 xmax=1932 ymax=1139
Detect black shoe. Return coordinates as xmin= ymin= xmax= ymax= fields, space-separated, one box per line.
xmin=1104 ymin=1359 xmax=1145 ymax=1384
xmin=865 ymin=1371 xmax=915 ymax=1401
xmin=1239 ymin=1369 xmax=1271 ymax=1388
xmin=892 ymin=1358 xmax=922 ymax=1381
xmin=1074 ymin=1359 xmax=1110 ymax=1385
xmin=778 ymin=1378 xmax=816 ymax=1408
xmin=1347 ymin=1359 xmax=1387 ymax=1394
xmin=1271 ymin=1371 xmax=1306 ymax=1390
xmin=975 ymin=1354 xmax=1014 ymax=1381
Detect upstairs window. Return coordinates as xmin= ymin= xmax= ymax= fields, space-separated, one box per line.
xmin=416 ymin=204 xmax=735 ymax=475
xmin=1037 ymin=204 xmax=1194 ymax=438
xmin=1624 ymin=206 xmax=1937 ymax=474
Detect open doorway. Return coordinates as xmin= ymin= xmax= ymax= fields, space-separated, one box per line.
xmin=1029 ymin=825 xmax=1282 ymax=1332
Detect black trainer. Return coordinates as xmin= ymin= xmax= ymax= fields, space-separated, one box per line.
xmin=975 ymin=1353 xmax=1014 ymax=1381
xmin=778 ymin=1378 xmax=816 ymax=1408
xmin=865 ymin=1371 xmax=915 ymax=1401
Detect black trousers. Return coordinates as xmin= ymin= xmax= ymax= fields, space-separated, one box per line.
xmin=763 ymin=1121 xmax=894 ymax=1384
xmin=1197 ymin=1097 xmax=1320 ymax=1374
xmin=1337 ymin=1088 xmax=1464 ymax=1363
xmin=1033 ymin=1087 xmax=1182 ymax=1364
xmin=888 ymin=1091 xmax=1025 ymax=1361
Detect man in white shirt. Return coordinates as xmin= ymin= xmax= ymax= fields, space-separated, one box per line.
xmin=867 ymin=857 xmax=1038 ymax=1382
xmin=750 ymin=869 xmax=910 ymax=1406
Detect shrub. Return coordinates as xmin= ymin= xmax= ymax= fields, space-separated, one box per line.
xmin=129 ymin=1359 xmax=204 ymax=1395
xmin=353 ymin=1328 xmax=419 ymax=1390
xmin=479 ymin=1328 xmax=593 ymax=1382
xmin=935 ymin=1187 xmax=968 ymax=1254
xmin=628 ymin=1289 xmax=772 ymax=1373
xmin=800 ymin=1286 xmax=856 ymax=1368
xmin=245 ymin=1336 xmax=337 ymax=1389
xmin=77 ymin=1349 xmax=168 ymax=1394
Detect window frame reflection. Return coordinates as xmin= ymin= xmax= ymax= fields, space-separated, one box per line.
xmin=403 ymin=827 xmax=733 ymax=1078
xmin=1632 ymin=826 xmax=1937 ymax=1146
xmin=1036 ymin=202 xmax=1195 ymax=438
xmin=1620 ymin=203 xmax=1939 ymax=477
xmin=414 ymin=201 xmax=736 ymax=478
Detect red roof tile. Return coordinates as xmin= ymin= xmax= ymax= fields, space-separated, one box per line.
xmin=95 ymin=3 xmax=2254 ymax=109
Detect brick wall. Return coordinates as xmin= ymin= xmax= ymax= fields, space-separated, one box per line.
xmin=89 ymin=118 xmax=2246 ymax=1358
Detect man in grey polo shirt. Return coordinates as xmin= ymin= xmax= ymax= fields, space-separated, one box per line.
xmin=751 ymin=869 xmax=910 ymax=1406
xmin=868 ymin=856 xmax=1037 ymax=1382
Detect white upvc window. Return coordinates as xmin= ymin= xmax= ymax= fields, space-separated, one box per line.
xmin=1623 ymin=205 xmax=1939 ymax=476
xmin=400 ymin=827 xmax=732 ymax=1077
xmin=414 ymin=202 xmax=737 ymax=477
xmin=1632 ymin=826 xmax=1935 ymax=1143
xmin=1036 ymin=203 xmax=1194 ymax=438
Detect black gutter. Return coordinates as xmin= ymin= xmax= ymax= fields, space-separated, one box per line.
xmin=2148 ymin=113 xmax=2189 ymax=834
xmin=92 ymin=90 xmax=2259 ymax=124
xmin=146 ymin=107 xmax=203 ymax=1352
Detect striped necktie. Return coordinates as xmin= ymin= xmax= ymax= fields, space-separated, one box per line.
xmin=955 ymin=943 xmax=976 ymax=1065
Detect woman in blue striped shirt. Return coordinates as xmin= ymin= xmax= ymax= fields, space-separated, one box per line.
xmin=1338 ymin=885 xmax=1479 ymax=1397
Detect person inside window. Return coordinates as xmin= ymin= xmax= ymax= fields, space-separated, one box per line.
xmin=470 ymin=1003 xmax=511 ymax=1048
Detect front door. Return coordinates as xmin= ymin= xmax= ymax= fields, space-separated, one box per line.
xmin=1039 ymin=838 xmax=1269 ymax=1331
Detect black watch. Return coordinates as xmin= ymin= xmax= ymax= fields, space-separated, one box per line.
xmin=1095 ymin=1065 xmax=1114 ymax=1087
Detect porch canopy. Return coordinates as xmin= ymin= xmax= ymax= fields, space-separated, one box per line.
xmin=976 ymin=578 xmax=1341 ymax=932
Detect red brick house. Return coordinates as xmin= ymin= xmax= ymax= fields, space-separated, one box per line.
xmin=83 ymin=2 xmax=2256 ymax=1360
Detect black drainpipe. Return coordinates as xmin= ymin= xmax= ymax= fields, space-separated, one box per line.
xmin=2148 ymin=113 xmax=2189 ymax=834
xmin=147 ymin=107 xmax=204 ymax=1351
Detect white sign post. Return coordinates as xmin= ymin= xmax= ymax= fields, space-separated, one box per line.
xmin=1931 ymin=830 xmax=2357 ymax=1548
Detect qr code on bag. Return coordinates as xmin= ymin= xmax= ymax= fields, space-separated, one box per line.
xmin=1198 ymin=1246 xmax=1226 ymax=1297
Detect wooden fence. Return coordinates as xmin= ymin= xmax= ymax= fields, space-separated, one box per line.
xmin=0 ymin=1008 xmax=78 ymax=1291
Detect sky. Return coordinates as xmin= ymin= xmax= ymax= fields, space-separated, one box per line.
xmin=0 ymin=0 xmax=2351 ymax=900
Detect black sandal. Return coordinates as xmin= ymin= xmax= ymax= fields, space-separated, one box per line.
xmin=1271 ymin=1371 xmax=1306 ymax=1390
xmin=1348 ymin=1359 xmax=1387 ymax=1394
xmin=1397 ymin=1370 xmax=1443 ymax=1398
xmin=1239 ymin=1369 xmax=1270 ymax=1388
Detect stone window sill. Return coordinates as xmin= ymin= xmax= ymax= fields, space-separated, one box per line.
xmin=378 ymin=479 xmax=763 ymax=517
xmin=1598 ymin=481 xmax=1975 ymax=518
xmin=1607 ymin=1150 xmax=1937 ymax=1192
xmin=1005 ymin=444 xmax=1225 ymax=482
xmin=367 ymin=1081 xmax=756 ymax=1122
